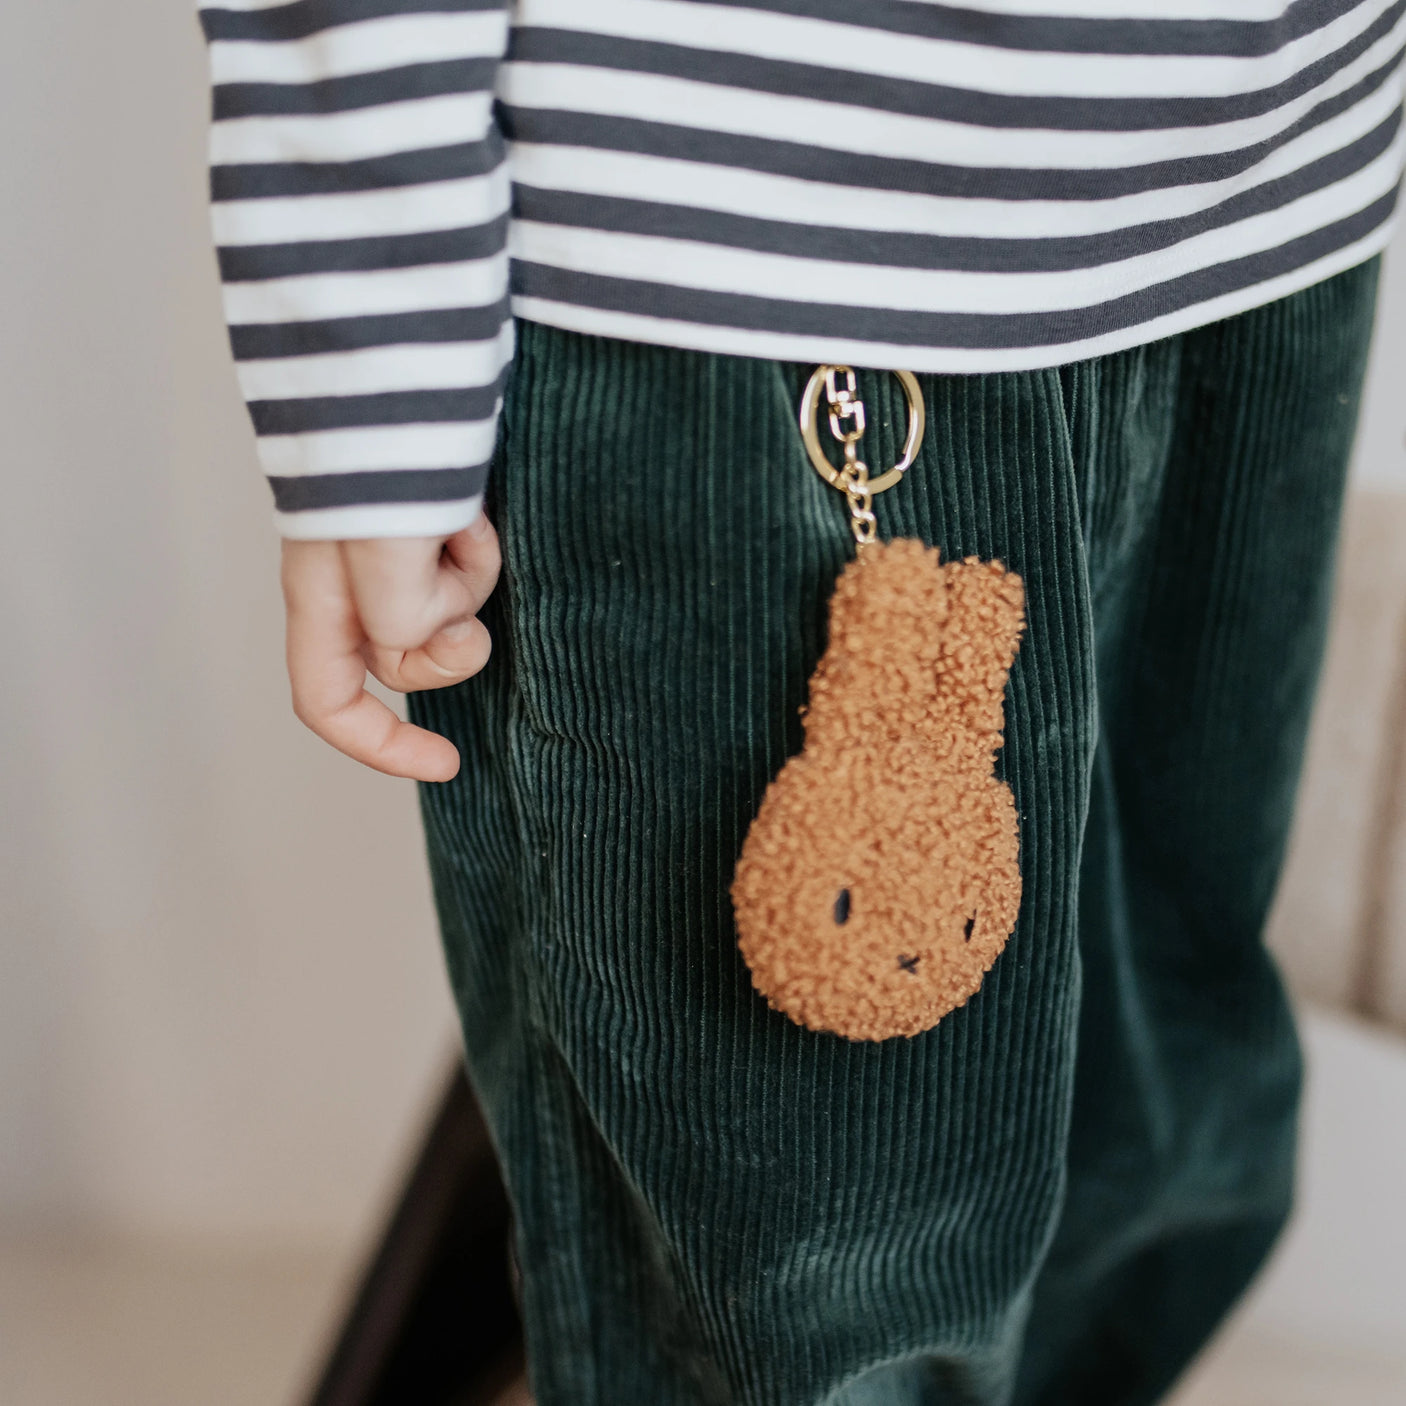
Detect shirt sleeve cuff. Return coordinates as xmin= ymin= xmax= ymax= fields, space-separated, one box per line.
xmin=272 ymin=494 xmax=485 ymax=542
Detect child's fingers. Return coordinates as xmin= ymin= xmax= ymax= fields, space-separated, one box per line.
xmin=338 ymin=536 xmax=443 ymax=649
xmin=442 ymin=514 xmax=502 ymax=606
xmin=341 ymin=517 xmax=500 ymax=653
xmin=283 ymin=540 xmax=461 ymax=782
xmin=301 ymin=677 xmax=461 ymax=782
xmin=360 ymin=614 xmax=493 ymax=693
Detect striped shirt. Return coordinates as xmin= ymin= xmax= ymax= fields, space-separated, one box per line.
xmin=198 ymin=0 xmax=1406 ymax=540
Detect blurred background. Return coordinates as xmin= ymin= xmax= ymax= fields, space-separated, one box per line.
xmin=1 ymin=3 xmax=1404 ymax=1404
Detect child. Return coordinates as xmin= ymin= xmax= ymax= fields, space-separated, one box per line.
xmin=198 ymin=3 xmax=1402 ymax=1402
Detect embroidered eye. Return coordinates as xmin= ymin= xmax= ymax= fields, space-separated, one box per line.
xmin=833 ymin=888 xmax=852 ymax=924
xmin=963 ymin=915 xmax=976 ymax=942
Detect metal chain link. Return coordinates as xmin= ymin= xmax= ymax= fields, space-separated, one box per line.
xmin=823 ymin=366 xmax=878 ymax=547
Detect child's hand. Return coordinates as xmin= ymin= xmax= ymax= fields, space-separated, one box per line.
xmin=280 ymin=516 xmax=501 ymax=782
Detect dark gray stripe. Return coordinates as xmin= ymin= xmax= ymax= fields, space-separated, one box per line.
xmin=512 ymin=109 xmax=1399 ymax=274
xmin=200 ymin=0 xmax=504 ymax=44
xmin=229 ymin=300 xmax=510 ymax=359
xmin=250 ymin=377 xmax=504 ymax=433
xmin=500 ymin=51 xmax=1402 ymax=200
xmin=509 ymin=7 xmax=1402 ymax=132
xmin=510 ymin=190 xmax=1398 ymax=351
xmin=218 ymin=214 xmax=508 ymax=281
xmin=212 ymin=59 xmax=496 ymax=120
xmin=270 ymin=462 xmax=491 ymax=512
xmin=671 ymin=0 xmax=1372 ymax=59
xmin=211 ymin=132 xmax=505 ymax=201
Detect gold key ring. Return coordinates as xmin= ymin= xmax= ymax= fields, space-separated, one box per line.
xmin=799 ymin=365 xmax=925 ymax=496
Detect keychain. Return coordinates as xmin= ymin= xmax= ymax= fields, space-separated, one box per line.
xmin=731 ymin=367 xmax=1027 ymax=1041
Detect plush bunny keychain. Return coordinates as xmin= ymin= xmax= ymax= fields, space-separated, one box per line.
xmin=731 ymin=367 xmax=1026 ymax=1041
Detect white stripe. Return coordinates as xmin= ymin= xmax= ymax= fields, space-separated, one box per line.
xmin=500 ymin=14 xmax=1406 ymax=173
xmin=208 ymin=12 xmax=509 ymax=85
xmin=200 ymin=0 xmax=1304 ymax=22
xmin=893 ymin=1 xmax=1317 ymax=17
xmin=236 ymin=326 xmax=513 ymax=399
xmin=273 ymin=495 xmax=486 ymax=541
xmin=511 ymin=217 xmax=1396 ymax=374
xmin=212 ymin=166 xmax=511 ymax=245
xmin=509 ymin=128 xmax=1404 ymax=314
xmin=202 ymin=0 xmax=323 ymax=10
xmin=509 ymin=75 xmax=1402 ymax=241
xmin=257 ymin=419 xmax=501 ymax=475
xmin=210 ymin=92 xmax=493 ymax=165
xmin=222 ymin=251 xmax=508 ymax=322
xmin=202 ymin=0 xmax=319 ymax=10
xmin=521 ymin=0 xmax=1391 ymax=100
xmin=200 ymin=0 xmax=1297 ymax=17
xmin=200 ymin=0 xmax=1276 ymax=18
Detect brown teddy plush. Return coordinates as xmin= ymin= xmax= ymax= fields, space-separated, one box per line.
xmin=731 ymin=539 xmax=1026 ymax=1041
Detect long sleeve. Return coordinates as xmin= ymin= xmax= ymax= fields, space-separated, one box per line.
xmin=197 ymin=0 xmax=512 ymax=540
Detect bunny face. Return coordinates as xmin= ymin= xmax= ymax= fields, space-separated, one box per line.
xmin=731 ymin=540 xmax=1025 ymax=1041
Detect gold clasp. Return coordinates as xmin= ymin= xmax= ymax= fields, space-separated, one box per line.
xmin=799 ymin=365 xmax=925 ymax=547
xmin=824 ymin=366 xmax=866 ymax=445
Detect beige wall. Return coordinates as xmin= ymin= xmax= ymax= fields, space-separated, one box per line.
xmin=1 ymin=1 xmax=1404 ymax=1248
xmin=1268 ymin=488 xmax=1406 ymax=1021
xmin=1267 ymin=245 xmax=1406 ymax=1025
xmin=0 ymin=1 xmax=457 ymax=1247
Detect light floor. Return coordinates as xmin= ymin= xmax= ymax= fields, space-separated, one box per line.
xmin=2 ymin=1007 xmax=1402 ymax=1406
xmin=0 ymin=1235 xmax=346 ymax=1406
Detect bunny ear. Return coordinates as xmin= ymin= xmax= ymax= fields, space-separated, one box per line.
xmin=817 ymin=539 xmax=951 ymax=686
xmin=931 ymin=557 xmax=1026 ymax=741
xmin=825 ymin=539 xmax=946 ymax=641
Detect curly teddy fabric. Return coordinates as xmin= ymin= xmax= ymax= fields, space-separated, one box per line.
xmin=733 ymin=541 xmax=1025 ymax=1040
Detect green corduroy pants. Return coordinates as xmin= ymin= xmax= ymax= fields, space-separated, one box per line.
xmin=410 ymin=257 xmax=1379 ymax=1406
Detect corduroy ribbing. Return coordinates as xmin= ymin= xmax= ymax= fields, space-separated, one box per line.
xmin=410 ymin=257 xmax=1379 ymax=1406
